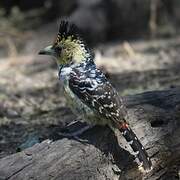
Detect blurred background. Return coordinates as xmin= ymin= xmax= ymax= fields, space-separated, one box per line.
xmin=0 ymin=0 xmax=180 ymax=158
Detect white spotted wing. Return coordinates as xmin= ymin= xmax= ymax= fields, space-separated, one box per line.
xmin=69 ymin=66 xmax=126 ymax=122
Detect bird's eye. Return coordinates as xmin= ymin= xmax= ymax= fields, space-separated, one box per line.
xmin=55 ymin=46 xmax=62 ymax=52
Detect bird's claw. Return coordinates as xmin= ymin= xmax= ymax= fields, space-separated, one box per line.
xmin=58 ymin=124 xmax=94 ymax=143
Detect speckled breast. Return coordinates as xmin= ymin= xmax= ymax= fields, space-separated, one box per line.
xmin=59 ymin=67 xmax=109 ymax=125
xmin=62 ymin=79 xmax=96 ymax=123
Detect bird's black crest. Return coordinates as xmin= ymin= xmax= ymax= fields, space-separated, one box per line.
xmin=58 ymin=20 xmax=80 ymax=41
xmin=54 ymin=20 xmax=93 ymax=58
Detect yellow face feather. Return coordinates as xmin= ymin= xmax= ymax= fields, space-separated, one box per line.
xmin=39 ymin=21 xmax=91 ymax=65
xmin=55 ymin=35 xmax=87 ymax=65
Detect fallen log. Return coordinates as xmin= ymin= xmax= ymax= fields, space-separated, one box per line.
xmin=0 ymin=88 xmax=179 ymax=180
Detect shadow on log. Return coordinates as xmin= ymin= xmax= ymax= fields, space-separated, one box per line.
xmin=0 ymin=88 xmax=180 ymax=180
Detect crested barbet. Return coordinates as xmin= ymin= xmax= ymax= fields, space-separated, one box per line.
xmin=39 ymin=20 xmax=152 ymax=171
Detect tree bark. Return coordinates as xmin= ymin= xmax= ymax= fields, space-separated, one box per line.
xmin=0 ymin=88 xmax=180 ymax=180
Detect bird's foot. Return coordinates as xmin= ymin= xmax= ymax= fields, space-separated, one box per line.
xmin=58 ymin=124 xmax=94 ymax=143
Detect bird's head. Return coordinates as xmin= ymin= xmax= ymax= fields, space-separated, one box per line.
xmin=39 ymin=21 xmax=91 ymax=66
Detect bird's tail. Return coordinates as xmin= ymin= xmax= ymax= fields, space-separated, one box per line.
xmin=117 ymin=122 xmax=152 ymax=171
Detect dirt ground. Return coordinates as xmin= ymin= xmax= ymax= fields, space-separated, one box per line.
xmin=0 ymin=33 xmax=180 ymax=159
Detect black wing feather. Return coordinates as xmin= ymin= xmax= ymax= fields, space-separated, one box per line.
xmin=69 ymin=67 xmax=126 ymax=122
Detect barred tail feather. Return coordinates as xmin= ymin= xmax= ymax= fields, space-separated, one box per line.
xmin=118 ymin=123 xmax=152 ymax=171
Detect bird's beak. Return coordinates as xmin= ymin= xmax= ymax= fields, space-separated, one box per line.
xmin=38 ymin=45 xmax=55 ymax=56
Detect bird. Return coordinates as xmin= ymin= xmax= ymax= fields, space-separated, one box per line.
xmin=38 ymin=20 xmax=152 ymax=171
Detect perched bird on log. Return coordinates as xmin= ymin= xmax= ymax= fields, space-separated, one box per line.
xmin=39 ymin=20 xmax=152 ymax=171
